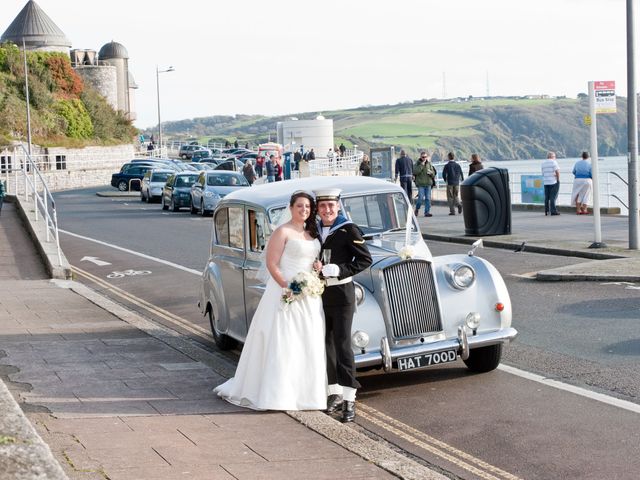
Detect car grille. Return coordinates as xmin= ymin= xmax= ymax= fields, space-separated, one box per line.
xmin=382 ymin=259 xmax=443 ymax=340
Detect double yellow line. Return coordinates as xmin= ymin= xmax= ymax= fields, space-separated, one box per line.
xmin=359 ymin=403 xmax=521 ymax=480
xmin=72 ymin=265 xmax=212 ymax=341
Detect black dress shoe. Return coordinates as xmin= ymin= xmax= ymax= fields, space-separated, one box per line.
xmin=341 ymin=400 xmax=356 ymax=423
xmin=457 ymin=204 xmax=463 ymax=214
xmin=326 ymin=394 xmax=343 ymax=414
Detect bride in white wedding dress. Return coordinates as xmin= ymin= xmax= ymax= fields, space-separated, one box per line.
xmin=214 ymin=191 xmax=327 ymax=410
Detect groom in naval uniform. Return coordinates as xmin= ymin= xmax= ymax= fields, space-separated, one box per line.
xmin=314 ymin=188 xmax=372 ymax=423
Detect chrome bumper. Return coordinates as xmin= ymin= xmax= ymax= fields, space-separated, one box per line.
xmin=355 ymin=327 xmax=518 ymax=372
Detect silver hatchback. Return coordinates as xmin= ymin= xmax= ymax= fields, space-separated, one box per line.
xmin=140 ymin=169 xmax=174 ymax=203
xmin=190 ymin=171 xmax=250 ymax=216
xmin=199 ymin=176 xmax=517 ymax=375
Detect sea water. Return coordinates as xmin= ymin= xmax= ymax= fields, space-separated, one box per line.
xmin=481 ymin=156 xmax=631 ymax=215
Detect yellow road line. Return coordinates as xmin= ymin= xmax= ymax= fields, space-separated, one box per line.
xmin=71 ymin=265 xmax=211 ymax=340
xmin=359 ymin=403 xmax=521 ymax=480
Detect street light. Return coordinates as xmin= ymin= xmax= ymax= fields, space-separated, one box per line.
xmin=156 ymin=65 xmax=175 ymax=152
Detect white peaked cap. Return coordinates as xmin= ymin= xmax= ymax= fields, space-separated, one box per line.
xmin=313 ymin=188 xmax=342 ymax=202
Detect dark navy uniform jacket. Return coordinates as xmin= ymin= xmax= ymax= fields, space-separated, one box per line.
xmin=319 ymin=216 xmax=372 ymax=307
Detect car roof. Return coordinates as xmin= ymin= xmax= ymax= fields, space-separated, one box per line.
xmin=219 ymin=177 xmax=403 ymax=210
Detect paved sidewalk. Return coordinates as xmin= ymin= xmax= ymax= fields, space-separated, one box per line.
xmin=1 ymin=199 xmax=442 ymax=480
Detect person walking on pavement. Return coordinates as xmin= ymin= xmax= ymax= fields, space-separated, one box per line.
xmin=339 ymin=143 xmax=346 ymax=156
xmin=242 ymin=159 xmax=257 ymax=186
xmin=571 ymin=151 xmax=593 ymax=215
xmin=395 ymin=150 xmax=414 ymax=204
xmin=307 ymin=149 xmax=316 ymax=160
xmin=442 ymin=152 xmax=464 ymax=215
xmin=265 ymin=155 xmax=276 ymax=183
xmin=0 ymin=179 xmax=5 ymax=216
xmin=541 ymin=151 xmax=561 ymax=216
xmin=414 ymin=151 xmax=436 ymax=217
xmin=359 ymin=154 xmax=371 ymax=176
xmin=468 ymin=153 xmax=484 ymax=175
xmin=314 ymin=188 xmax=372 ymax=423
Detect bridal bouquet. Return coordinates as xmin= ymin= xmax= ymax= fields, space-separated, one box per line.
xmin=282 ymin=271 xmax=325 ymax=305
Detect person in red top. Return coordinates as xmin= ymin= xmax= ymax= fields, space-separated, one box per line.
xmin=255 ymin=156 xmax=264 ymax=178
xmin=275 ymin=158 xmax=283 ymax=181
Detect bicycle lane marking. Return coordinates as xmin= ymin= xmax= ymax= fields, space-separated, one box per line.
xmin=72 ymin=265 xmax=211 ymax=338
xmin=60 ymin=229 xmax=202 ymax=276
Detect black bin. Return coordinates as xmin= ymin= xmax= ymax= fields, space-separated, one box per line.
xmin=460 ymin=167 xmax=511 ymax=236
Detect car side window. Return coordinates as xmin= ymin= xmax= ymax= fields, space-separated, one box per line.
xmin=228 ymin=207 xmax=244 ymax=249
xmin=214 ymin=209 xmax=230 ymax=246
xmin=247 ymin=209 xmax=269 ymax=252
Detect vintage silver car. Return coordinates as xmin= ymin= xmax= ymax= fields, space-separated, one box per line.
xmin=199 ymin=176 xmax=517 ymax=374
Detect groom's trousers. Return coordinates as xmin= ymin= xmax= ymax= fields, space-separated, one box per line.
xmin=324 ymin=304 xmax=361 ymax=390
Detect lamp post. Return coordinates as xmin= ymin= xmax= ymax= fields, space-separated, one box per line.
xmin=156 ymin=65 xmax=174 ymax=152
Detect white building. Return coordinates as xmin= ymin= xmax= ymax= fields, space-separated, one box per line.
xmin=277 ymin=116 xmax=334 ymax=158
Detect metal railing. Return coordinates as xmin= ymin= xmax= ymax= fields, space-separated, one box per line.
xmin=309 ymin=149 xmax=364 ymax=176
xmin=505 ymin=170 xmax=631 ymax=213
xmin=15 ymin=144 xmax=63 ymax=266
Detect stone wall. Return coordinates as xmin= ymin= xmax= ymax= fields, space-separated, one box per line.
xmin=1 ymin=144 xmax=134 ymax=194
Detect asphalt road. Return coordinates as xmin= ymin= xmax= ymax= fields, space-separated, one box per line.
xmin=54 ymin=186 xmax=640 ymax=480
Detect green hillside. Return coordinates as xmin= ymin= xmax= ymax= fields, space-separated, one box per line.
xmin=154 ymin=96 xmax=629 ymax=161
xmin=0 ymin=43 xmax=137 ymax=147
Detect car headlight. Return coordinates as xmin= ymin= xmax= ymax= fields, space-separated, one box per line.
xmin=204 ymin=191 xmax=220 ymax=198
xmin=447 ymin=263 xmax=475 ymax=289
xmin=465 ymin=312 xmax=481 ymax=330
xmin=352 ymin=330 xmax=370 ymax=349
xmin=354 ymin=282 xmax=365 ymax=306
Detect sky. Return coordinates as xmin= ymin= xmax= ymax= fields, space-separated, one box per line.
xmin=1 ymin=0 xmax=635 ymax=129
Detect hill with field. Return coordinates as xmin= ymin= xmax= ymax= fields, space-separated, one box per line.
xmin=155 ymin=96 xmax=630 ymax=161
xmin=0 ymin=43 xmax=137 ymax=148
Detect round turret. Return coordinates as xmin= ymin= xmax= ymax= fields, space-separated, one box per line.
xmin=98 ymin=41 xmax=129 ymax=60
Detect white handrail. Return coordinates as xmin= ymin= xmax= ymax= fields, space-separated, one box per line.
xmin=309 ymin=149 xmax=364 ymax=176
xmin=17 ymin=144 xmax=63 ymax=266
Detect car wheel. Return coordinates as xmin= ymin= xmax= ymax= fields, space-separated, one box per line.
xmin=145 ymin=192 xmax=151 ymax=203
xmin=190 ymin=199 xmax=197 ymax=214
xmin=140 ymin=192 xmax=145 ymax=202
xmin=161 ymin=196 xmax=168 ymax=211
xmin=181 ymin=154 xmax=187 ymax=159
xmin=117 ymin=180 xmax=128 ymax=192
xmin=171 ymin=198 xmax=179 ymax=212
xmin=463 ymin=344 xmax=502 ymax=373
xmin=200 ymin=200 xmax=207 ymax=216
xmin=208 ymin=309 xmax=235 ymax=350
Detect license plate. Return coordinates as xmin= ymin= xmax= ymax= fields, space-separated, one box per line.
xmin=396 ymin=349 xmax=458 ymax=371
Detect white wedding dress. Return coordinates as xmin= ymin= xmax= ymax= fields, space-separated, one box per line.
xmin=214 ymin=238 xmax=327 ymax=410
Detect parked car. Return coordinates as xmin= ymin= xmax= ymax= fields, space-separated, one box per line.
xmin=140 ymin=169 xmax=174 ymax=202
xmin=111 ymin=163 xmax=166 ymax=191
xmin=191 ymin=149 xmax=213 ymax=162
xmin=161 ymin=172 xmax=200 ymax=212
xmin=190 ymin=171 xmax=250 ymax=216
xmin=213 ymin=159 xmax=245 ymax=172
xmin=179 ymin=145 xmax=209 ymax=160
xmin=198 ymin=176 xmax=517 ymax=375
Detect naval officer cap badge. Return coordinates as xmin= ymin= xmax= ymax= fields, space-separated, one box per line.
xmin=313 ymin=188 xmax=342 ymax=202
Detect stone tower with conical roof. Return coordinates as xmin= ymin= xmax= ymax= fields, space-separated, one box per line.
xmin=2 ymin=1 xmax=138 ymax=122
xmin=0 ymin=0 xmax=71 ymax=54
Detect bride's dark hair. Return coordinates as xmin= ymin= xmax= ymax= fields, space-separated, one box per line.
xmin=290 ymin=191 xmax=319 ymax=239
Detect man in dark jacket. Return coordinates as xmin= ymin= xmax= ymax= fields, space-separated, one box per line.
xmin=315 ymin=188 xmax=372 ymax=423
xmin=442 ymin=152 xmax=464 ymax=215
xmin=265 ymin=155 xmax=276 ymax=182
xmin=395 ymin=150 xmax=414 ymax=203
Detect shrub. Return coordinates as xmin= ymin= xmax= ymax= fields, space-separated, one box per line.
xmin=54 ymin=99 xmax=94 ymax=138
xmin=45 ymin=55 xmax=84 ymax=98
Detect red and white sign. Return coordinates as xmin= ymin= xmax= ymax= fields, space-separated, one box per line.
xmin=594 ymin=80 xmax=616 ymax=114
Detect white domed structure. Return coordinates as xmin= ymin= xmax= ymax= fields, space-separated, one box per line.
xmin=98 ymin=41 xmax=135 ymax=120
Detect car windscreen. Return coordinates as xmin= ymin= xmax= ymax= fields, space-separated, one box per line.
xmin=151 ymin=172 xmax=172 ymax=182
xmin=206 ymin=174 xmax=249 ymax=187
xmin=340 ymin=192 xmax=416 ymax=235
xmin=175 ymin=175 xmax=198 ymax=187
